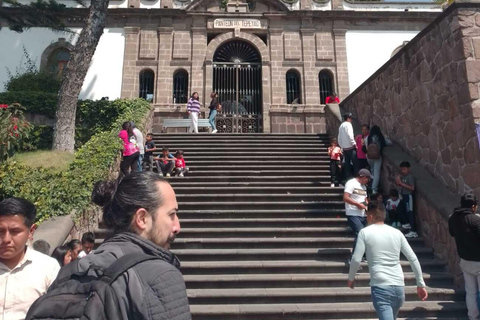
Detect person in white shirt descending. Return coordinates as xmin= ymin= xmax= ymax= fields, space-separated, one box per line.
xmin=348 ymin=202 xmax=428 ymax=320
xmin=338 ymin=112 xmax=360 ymax=180
xmin=0 ymin=197 xmax=60 ymax=320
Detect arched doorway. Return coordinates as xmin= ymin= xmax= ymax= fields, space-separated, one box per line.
xmin=213 ymin=40 xmax=263 ymax=133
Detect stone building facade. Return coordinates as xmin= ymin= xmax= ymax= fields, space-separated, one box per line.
xmin=114 ymin=0 xmax=439 ymax=133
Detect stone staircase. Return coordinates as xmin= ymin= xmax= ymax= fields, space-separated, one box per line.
xmin=95 ymin=133 xmax=467 ymax=320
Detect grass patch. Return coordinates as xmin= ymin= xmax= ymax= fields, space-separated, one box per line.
xmin=13 ymin=151 xmax=75 ymax=170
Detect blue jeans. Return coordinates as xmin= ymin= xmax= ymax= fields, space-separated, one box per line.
xmin=137 ymin=154 xmax=144 ymax=172
xmin=209 ymin=110 xmax=217 ymax=131
xmin=347 ymin=215 xmax=367 ymax=255
xmin=367 ymin=157 xmax=382 ymax=193
xmin=371 ymin=286 xmax=405 ymax=320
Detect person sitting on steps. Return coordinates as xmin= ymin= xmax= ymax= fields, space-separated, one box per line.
xmin=174 ymin=150 xmax=189 ymax=177
xmin=154 ymin=147 xmax=176 ymax=178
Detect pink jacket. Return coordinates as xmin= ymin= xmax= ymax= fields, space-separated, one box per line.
xmin=119 ymin=130 xmax=139 ymax=156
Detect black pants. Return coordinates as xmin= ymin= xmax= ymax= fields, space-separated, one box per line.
xmin=329 ymin=160 xmax=341 ymax=185
xmin=402 ymin=194 xmax=416 ymax=231
xmin=343 ymin=148 xmax=360 ymax=180
xmin=158 ymin=161 xmax=175 ymax=175
xmin=358 ymin=158 xmax=369 ymax=170
xmin=120 ymin=152 xmax=140 ymax=177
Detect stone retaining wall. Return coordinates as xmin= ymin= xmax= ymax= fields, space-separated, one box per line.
xmin=340 ymin=1 xmax=480 ymax=197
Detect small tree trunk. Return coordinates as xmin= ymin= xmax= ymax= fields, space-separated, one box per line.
xmin=52 ymin=0 xmax=109 ymax=152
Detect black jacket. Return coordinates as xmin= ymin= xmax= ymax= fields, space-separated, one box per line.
xmin=63 ymin=232 xmax=191 ymax=320
xmin=449 ymin=207 xmax=480 ymax=262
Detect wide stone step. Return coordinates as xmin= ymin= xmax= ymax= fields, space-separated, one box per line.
xmin=177 ymin=209 xmax=346 ymax=219
xmin=173 ymin=227 xmax=357 ymax=238
xmin=174 ymin=155 xmax=332 ymax=160
xmin=155 ymin=151 xmax=328 ymax=156
xmin=183 ymin=272 xmax=454 ymax=289
xmin=170 ymin=181 xmax=333 ymax=187
xmin=169 ymin=170 xmax=332 ymax=177
xmin=177 ymin=194 xmax=343 ymax=202
xmin=179 ymin=217 xmax=348 ymax=228
xmin=172 ymin=186 xmax=341 ymax=195
xmin=178 ymin=201 xmax=344 ymax=210
xmin=182 ymin=165 xmax=331 ymax=171
xmin=153 ymin=133 xmax=326 ymax=139
xmin=152 ymin=142 xmax=330 ymax=147
xmin=171 ymin=237 xmax=426 ymax=249
xmin=165 ymin=176 xmax=332 ymax=183
xmin=182 ymin=160 xmax=332 ymax=165
xmin=189 ymin=301 xmax=466 ymax=320
xmin=180 ymin=259 xmax=447 ymax=275
xmin=187 ymin=287 xmax=461 ymax=305
xmin=172 ymin=247 xmax=433 ymax=261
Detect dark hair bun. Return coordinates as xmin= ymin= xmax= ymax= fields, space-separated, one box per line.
xmin=91 ymin=180 xmax=117 ymax=207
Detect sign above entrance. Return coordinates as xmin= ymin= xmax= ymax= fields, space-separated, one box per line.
xmin=213 ymin=19 xmax=262 ymax=29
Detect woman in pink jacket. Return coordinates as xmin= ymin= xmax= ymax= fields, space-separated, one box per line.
xmin=118 ymin=121 xmax=140 ymax=177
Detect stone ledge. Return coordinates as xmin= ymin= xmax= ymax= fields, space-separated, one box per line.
xmin=383 ymin=145 xmax=460 ymax=222
xmin=33 ymin=215 xmax=74 ymax=255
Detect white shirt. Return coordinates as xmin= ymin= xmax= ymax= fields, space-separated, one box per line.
xmin=133 ymin=128 xmax=145 ymax=155
xmin=337 ymin=121 xmax=356 ymax=150
xmin=0 ymin=247 xmax=60 ymax=320
xmin=344 ymin=178 xmax=367 ymax=217
xmin=348 ymin=224 xmax=426 ymax=287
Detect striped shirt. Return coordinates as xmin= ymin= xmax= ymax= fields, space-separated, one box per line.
xmin=187 ymin=98 xmax=201 ymax=113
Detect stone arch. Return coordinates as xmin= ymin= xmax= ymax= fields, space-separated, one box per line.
xmin=206 ymin=32 xmax=270 ymax=63
xmin=40 ymin=38 xmax=75 ymax=71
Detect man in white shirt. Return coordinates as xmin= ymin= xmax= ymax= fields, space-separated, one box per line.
xmin=348 ymin=202 xmax=428 ymax=320
xmin=344 ymin=169 xmax=371 ymax=259
xmin=131 ymin=121 xmax=145 ymax=172
xmin=338 ymin=112 xmax=359 ymax=180
xmin=0 ymin=197 xmax=60 ymax=320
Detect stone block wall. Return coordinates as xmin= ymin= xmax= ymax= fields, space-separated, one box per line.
xmin=270 ymin=108 xmax=326 ymax=133
xmin=340 ymin=3 xmax=480 ymax=197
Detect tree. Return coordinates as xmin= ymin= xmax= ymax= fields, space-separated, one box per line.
xmin=0 ymin=0 xmax=110 ymax=152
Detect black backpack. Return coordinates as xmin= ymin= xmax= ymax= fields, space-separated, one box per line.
xmin=26 ymin=253 xmax=160 ymax=320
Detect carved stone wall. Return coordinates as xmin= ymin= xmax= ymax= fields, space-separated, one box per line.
xmin=341 ymin=2 xmax=480 ymax=196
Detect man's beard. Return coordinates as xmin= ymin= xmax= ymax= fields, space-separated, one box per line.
xmin=148 ymin=226 xmax=176 ymax=250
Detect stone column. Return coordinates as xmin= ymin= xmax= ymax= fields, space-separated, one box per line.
xmin=269 ymin=28 xmax=285 ymax=105
xmin=157 ymin=26 xmax=174 ymax=104
xmin=301 ymin=28 xmax=319 ymax=105
xmin=331 ymin=0 xmax=343 ymax=10
xmin=191 ymin=27 xmax=208 ymax=108
xmin=121 ymin=27 xmax=140 ymax=99
xmin=262 ymin=62 xmax=272 ymax=133
xmin=333 ymin=29 xmax=350 ymax=100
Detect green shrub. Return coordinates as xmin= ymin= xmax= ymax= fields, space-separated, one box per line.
xmin=21 ymin=125 xmax=54 ymax=151
xmin=0 ymin=91 xmax=58 ymax=118
xmin=0 ymin=98 xmax=152 ymax=222
xmin=6 ymin=72 xmax=61 ymax=93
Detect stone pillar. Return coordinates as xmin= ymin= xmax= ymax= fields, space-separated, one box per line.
xmin=301 ymin=28 xmax=319 ymax=105
xmin=300 ymin=0 xmax=311 ymax=9
xmin=157 ymin=26 xmax=173 ymax=104
xmin=331 ymin=0 xmax=343 ymax=10
xmin=191 ymin=27 xmax=207 ymax=107
xmin=262 ymin=62 xmax=272 ymax=132
xmin=333 ymin=29 xmax=350 ymax=100
xmin=269 ymin=28 xmax=285 ymax=105
xmin=121 ymin=27 xmax=140 ymax=98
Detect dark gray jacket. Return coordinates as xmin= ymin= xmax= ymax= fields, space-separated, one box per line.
xmin=65 ymin=232 xmax=191 ymax=320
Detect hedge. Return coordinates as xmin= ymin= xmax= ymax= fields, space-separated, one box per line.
xmin=0 ymin=91 xmax=58 ymax=118
xmin=0 ymin=99 xmax=152 ymax=222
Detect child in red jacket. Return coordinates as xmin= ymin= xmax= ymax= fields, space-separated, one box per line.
xmin=174 ymin=150 xmax=189 ymax=177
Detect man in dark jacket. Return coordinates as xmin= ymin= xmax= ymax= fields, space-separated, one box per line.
xmin=449 ymin=193 xmax=480 ymax=320
xmin=52 ymin=172 xmax=191 ymax=320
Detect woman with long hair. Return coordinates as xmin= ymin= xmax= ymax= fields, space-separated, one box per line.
xmin=187 ymin=92 xmax=201 ymax=134
xmin=51 ymin=245 xmax=73 ymax=267
xmin=118 ymin=121 xmax=140 ymax=177
xmin=365 ymin=125 xmax=386 ymax=194
xmin=208 ymin=92 xmax=219 ymax=134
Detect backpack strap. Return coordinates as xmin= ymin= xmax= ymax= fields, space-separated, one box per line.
xmin=101 ymin=253 xmax=161 ymax=285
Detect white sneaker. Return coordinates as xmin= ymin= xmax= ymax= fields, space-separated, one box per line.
xmin=405 ymin=231 xmax=418 ymax=238
xmin=394 ymin=222 xmax=401 ymax=228
xmin=166 ymin=173 xmax=171 ymax=177
xmin=402 ymin=223 xmax=412 ymax=229
xmin=179 ymin=173 xmax=184 ymax=177
xmin=330 ymin=183 xmax=335 ymax=187
xmin=212 ymin=129 xmax=218 ymax=134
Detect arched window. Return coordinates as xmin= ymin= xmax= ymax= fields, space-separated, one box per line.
xmin=173 ymin=69 xmax=188 ymax=104
xmin=47 ymin=48 xmax=71 ymax=77
xmin=286 ymin=70 xmax=301 ymax=104
xmin=319 ymin=70 xmax=334 ymax=105
xmin=139 ymin=69 xmax=155 ymax=102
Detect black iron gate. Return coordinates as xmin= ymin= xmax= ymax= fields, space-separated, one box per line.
xmin=213 ymin=40 xmax=262 ymax=133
